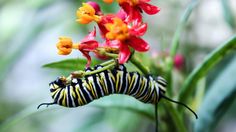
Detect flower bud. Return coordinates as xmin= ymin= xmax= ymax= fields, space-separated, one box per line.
xmin=174 ymin=54 xmax=185 ymax=70
xmin=76 ymin=3 xmax=101 ymax=24
xmin=87 ymin=1 xmax=102 ymax=15
xmin=56 ymin=37 xmax=73 ymax=55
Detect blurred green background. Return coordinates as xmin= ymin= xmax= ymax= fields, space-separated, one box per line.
xmin=0 ymin=0 xmax=236 ymax=132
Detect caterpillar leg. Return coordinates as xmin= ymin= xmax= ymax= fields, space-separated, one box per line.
xmin=37 ymin=102 xmax=56 ymax=109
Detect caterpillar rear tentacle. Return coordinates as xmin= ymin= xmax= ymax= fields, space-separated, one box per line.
xmin=37 ymin=102 xmax=56 ymax=109
xmin=160 ymin=95 xmax=198 ymax=119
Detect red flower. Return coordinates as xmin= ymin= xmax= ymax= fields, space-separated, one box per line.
xmin=105 ymin=18 xmax=149 ymax=64
xmin=119 ymin=0 xmax=160 ymax=22
xmin=97 ymin=9 xmax=127 ymax=38
xmin=78 ymin=28 xmax=99 ymax=67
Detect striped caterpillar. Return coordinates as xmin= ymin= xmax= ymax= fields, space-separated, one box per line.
xmin=38 ymin=64 xmax=197 ymax=119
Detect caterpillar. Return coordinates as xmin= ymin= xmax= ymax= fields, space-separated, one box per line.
xmin=38 ymin=64 xmax=198 ymax=119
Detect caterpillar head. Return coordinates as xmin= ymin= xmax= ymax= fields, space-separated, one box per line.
xmin=49 ymin=76 xmax=67 ymax=90
xmin=37 ymin=76 xmax=67 ymax=109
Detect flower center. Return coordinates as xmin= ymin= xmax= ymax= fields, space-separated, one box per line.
xmin=105 ymin=18 xmax=129 ymax=41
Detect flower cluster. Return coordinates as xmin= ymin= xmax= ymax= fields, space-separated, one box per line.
xmin=56 ymin=1 xmax=160 ymax=67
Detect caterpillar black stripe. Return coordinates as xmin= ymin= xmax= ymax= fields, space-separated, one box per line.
xmin=38 ymin=64 xmax=198 ymax=119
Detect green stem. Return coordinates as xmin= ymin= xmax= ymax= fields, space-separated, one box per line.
xmin=85 ymin=61 xmax=116 ymax=76
xmin=179 ymin=35 xmax=236 ymax=103
xmin=98 ymin=49 xmax=150 ymax=75
xmin=129 ymin=55 xmax=150 ymax=75
xmin=100 ymin=59 xmax=116 ymax=66
xmin=163 ymin=102 xmax=187 ymax=132
xmin=70 ymin=61 xmax=117 ymax=79
xmin=96 ymin=48 xmax=119 ymax=59
xmin=104 ymin=51 xmax=150 ymax=75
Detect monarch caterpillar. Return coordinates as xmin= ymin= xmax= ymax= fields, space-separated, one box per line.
xmin=38 ymin=64 xmax=197 ymax=119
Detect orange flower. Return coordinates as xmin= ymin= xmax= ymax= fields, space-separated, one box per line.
xmin=76 ymin=3 xmax=101 ymax=24
xmin=56 ymin=28 xmax=99 ymax=67
xmin=56 ymin=37 xmax=73 ymax=55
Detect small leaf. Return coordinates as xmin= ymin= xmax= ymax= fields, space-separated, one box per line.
xmin=194 ymin=55 xmax=236 ymax=132
xmin=42 ymin=58 xmax=87 ymax=71
xmin=42 ymin=58 xmax=102 ymax=71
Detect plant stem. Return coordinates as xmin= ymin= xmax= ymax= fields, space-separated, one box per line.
xmin=68 ymin=60 xmax=117 ymax=80
xmin=129 ymin=55 xmax=150 ymax=75
xmin=163 ymin=102 xmax=187 ymax=132
xmin=85 ymin=61 xmax=116 ymax=76
xmin=103 ymin=51 xmax=150 ymax=75
xmin=100 ymin=59 xmax=116 ymax=66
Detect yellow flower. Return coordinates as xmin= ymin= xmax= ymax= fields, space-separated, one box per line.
xmin=105 ymin=18 xmax=129 ymax=41
xmin=76 ymin=3 xmax=101 ymax=24
xmin=56 ymin=37 xmax=73 ymax=55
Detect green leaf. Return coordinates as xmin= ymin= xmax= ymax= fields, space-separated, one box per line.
xmin=166 ymin=0 xmax=200 ymax=94
xmin=179 ymin=35 xmax=236 ymax=103
xmin=42 ymin=58 xmax=87 ymax=71
xmin=0 ymin=106 xmax=55 ymax=132
xmin=169 ymin=0 xmax=200 ymax=57
xmin=162 ymin=1 xmax=200 ymax=130
xmin=194 ymin=55 xmax=236 ymax=132
xmin=79 ymin=95 xmax=155 ymax=132
xmin=89 ymin=95 xmax=155 ymax=121
xmin=104 ymin=108 xmax=147 ymax=132
xmin=42 ymin=58 xmax=102 ymax=71
xmin=75 ymin=111 xmax=106 ymax=132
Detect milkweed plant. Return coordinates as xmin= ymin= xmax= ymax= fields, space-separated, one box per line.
xmin=52 ymin=1 xmax=196 ymax=131
xmin=1 ymin=0 xmax=236 ymax=132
